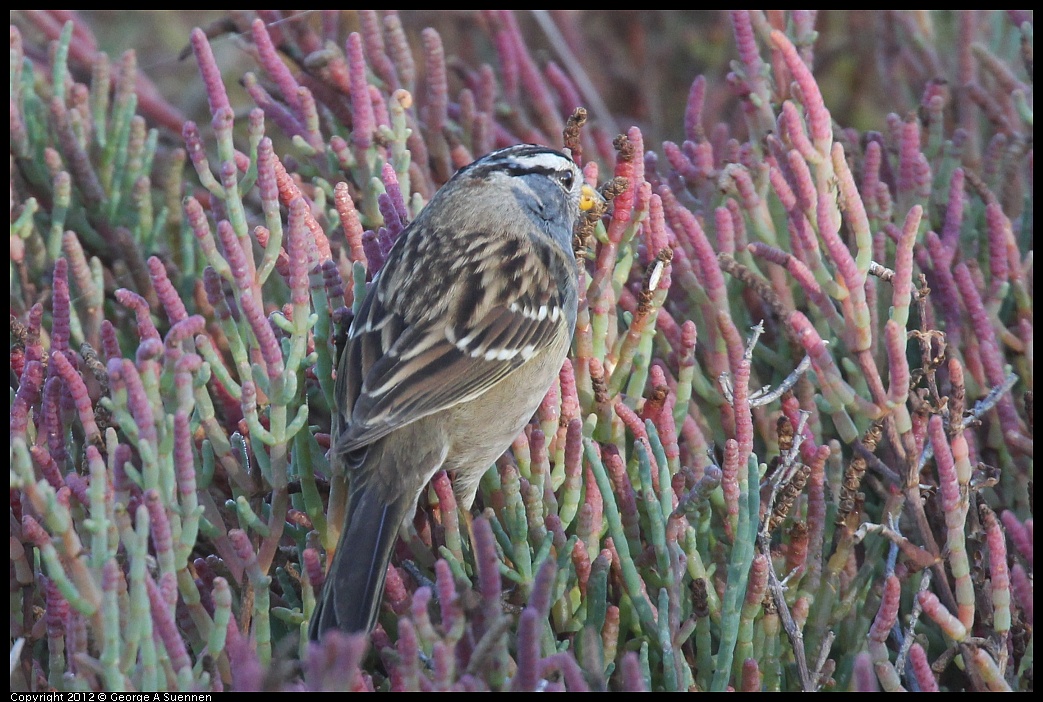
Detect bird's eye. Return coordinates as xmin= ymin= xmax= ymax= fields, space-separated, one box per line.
xmin=558 ymin=171 xmax=575 ymax=191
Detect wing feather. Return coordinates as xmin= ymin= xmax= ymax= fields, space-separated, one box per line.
xmin=334 ymin=223 xmax=575 ymax=452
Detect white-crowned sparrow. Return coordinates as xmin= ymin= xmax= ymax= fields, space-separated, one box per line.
xmin=310 ymin=144 xmax=603 ymax=637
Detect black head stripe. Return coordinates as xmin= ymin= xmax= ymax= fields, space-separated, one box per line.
xmin=464 ymin=145 xmax=576 ymax=180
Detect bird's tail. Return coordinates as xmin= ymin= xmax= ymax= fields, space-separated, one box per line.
xmin=308 ymin=481 xmax=412 ymax=639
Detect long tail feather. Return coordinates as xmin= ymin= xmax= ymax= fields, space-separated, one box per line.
xmin=309 ymin=483 xmax=411 ymax=639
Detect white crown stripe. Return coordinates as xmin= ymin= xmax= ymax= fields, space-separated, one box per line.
xmin=506 ymin=153 xmax=575 ymax=171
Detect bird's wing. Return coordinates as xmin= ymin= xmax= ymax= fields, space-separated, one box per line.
xmin=334 ymin=225 xmax=572 ymax=451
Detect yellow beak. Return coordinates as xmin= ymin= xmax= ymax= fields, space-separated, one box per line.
xmin=579 ymin=183 xmax=603 ymax=211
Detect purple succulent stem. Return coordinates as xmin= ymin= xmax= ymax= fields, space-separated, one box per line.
xmin=980 ymin=505 xmax=1011 ymax=637
xmin=740 ymin=658 xmax=762 ymax=692
xmin=629 ymin=128 xmax=649 ymax=203
xmin=184 ymin=195 xmax=230 ymax=280
xmin=20 ymin=304 xmax=44 ymax=365
xmin=720 ymin=438 xmax=740 ymax=540
xmin=114 ymin=289 xmax=161 ymax=344
xmin=572 ymin=537 xmax=591 ymax=596
xmin=931 ymin=413 xmax=973 ymax=629
xmin=242 ymin=74 xmax=307 ymax=145
xmin=817 ymin=192 xmax=871 ymax=352
xmin=111 ymin=358 xmax=155 ymax=446
xmin=675 ymin=202 xmax=725 ymax=309
xmin=373 ymin=227 xmax=394 ymax=260
xmin=893 ymin=205 xmax=921 ymax=327
xmin=345 ymin=32 xmax=375 ymax=154
xmin=621 ymin=650 xmax=648 ymax=691
xmin=50 ymin=351 xmax=100 ymax=442
xmin=717 ymin=200 xmax=745 ymax=254
xmin=374 ymin=13 xmax=411 ymax=94
xmin=295 ymin=86 xmax=324 ymax=150
xmin=663 ymin=141 xmax=700 ymax=185
xmin=790 ymin=311 xmax=862 ymax=416
xmin=602 ymin=445 xmax=640 ymax=547
xmin=146 ymin=256 xmax=188 ymax=324
xmin=11 ymin=360 xmax=43 ymax=439
xmin=884 ymin=320 xmax=911 ymax=409
xmin=431 ymin=640 xmax=454 ymax=691
xmin=766 ymin=157 xmax=797 ymax=218
xmin=287 ymin=198 xmax=311 ymax=310
xmin=49 ymin=259 xmax=72 ymax=361
xmin=217 ymin=220 xmax=284 ymax=378
xmin=416 ymin=29 xmax=452 ymax=182
xmin=729 ymin=11 xmax=776 ymax=139
xmin=40 ymin=377 xmax=67 ymax=466
xmin=908 ymin=643 xmax=940 ymax=692
xmin=511 ymin=607 xmax=541 ymax=691
xmin=144 ymin=573 xmax=191 ymax=676
xmin=334 ymin=182 xmax=367 ymax=268
xmin=509 ymin=11 xmax=563 ymax=142
xmin=681 ymin=75 xmax=707 ymax=142
xmin=317 ymin=258 xmax=346 ymax=320
xmin=225 ymin=615 xmax=263 ymax=692
xmin=51 ymin=96 xmax=105 ymax=207
xmin=63 ymin=472 xmax=90 ymax=508
xmin=144 ymin=489 xmax=173 ymax=567
xmin=542 ymin=652 xmax=590 ymax=691
xmin=391 ymin=618 xmax=421 ymax=692
xmin=921 ymin=231 xmax=962 ymax=349
xmin=466 ymin=62 xmax=494 ymax=120
xmin=746 ymin=554 xmax=770 ymax=611
xmin=358 ymin=11 xmax=397 ymax=91
xmin=361 ymin=230 xmax=385 ymax=274
xmin=559 ymin=417 xmax=583 ymax=526
xmin=1011 ymin=564 xmax=1033 ymax=626
xmin=862 ymin=139 xmax=889 ymax=221
xmin=471 ymin=517 xmax=502 ymax=636
xmin=301 ymin=548 xmax=324 ymax=594
xmin=252 ymin=19 xmax=300 ymax=111
xmin=273 ymin=156 xmax=332 ymax=262
xmin=896 ymin=116 xmax=921 ymax=202
xmin=730 ymin=11 xmax=763 ymax=94
xmin=111 ymin=443 xmax=133 ymax=496
xmin=953 ymin=263 xmax=1023 ymax=445
xmin=749 ymin=241 xmax=843 ymax=337
xmin=368 ymin=85 xmax=390 ymax=131
xmin=430 ymin=559 xmax=461 ymax=637
xmin=985 ymin=203 xmax=1011 ymax=302
xmin=201 ymin=266 xmax=232 ymax=322
xmin=653 ymin=392 xmax=681 ymax=475
xmin=89 ymin=317 xmax=116 ymax=366
xmin=485 ymin=11 xmax=519 ymax=104
xmin=189 ymin=28 xmax=231 ymax=118
xmin=218 ymin=158 xmax=256 ymax=271
xmin=583 ymin=456 xmax=606 ymax=547
xmin=615 ymin=400 xmax=661 ymax=493
xmin=1000 ymin=511 xmax=1032 ymax=567
xmin=832 ymin=142 xmax=872 ymax=268
xmin=683 ymin=140 xmax=714 ymax=187
xmin=913 ymin=151 xmax=933 ymax=205
xmin=44 ymin=575 xmax=69 ymax=660
xmin=30 ymin=444 xmax=65 ymax=491
xmin=544 ymin=61 xmax=581 ymax=117
xmin=779 ymin=100 xmax=820 ymax=166
xmin=850 ymin=651 xmax=880 ymax=691
xmin=800 ymin=443 xmax=831 ymax=594
xmin=868 ymin=574 xmax=903 ymax=690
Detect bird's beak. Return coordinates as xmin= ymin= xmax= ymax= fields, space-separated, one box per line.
xmin=579 ymin=183 xmax=603 ymax=211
